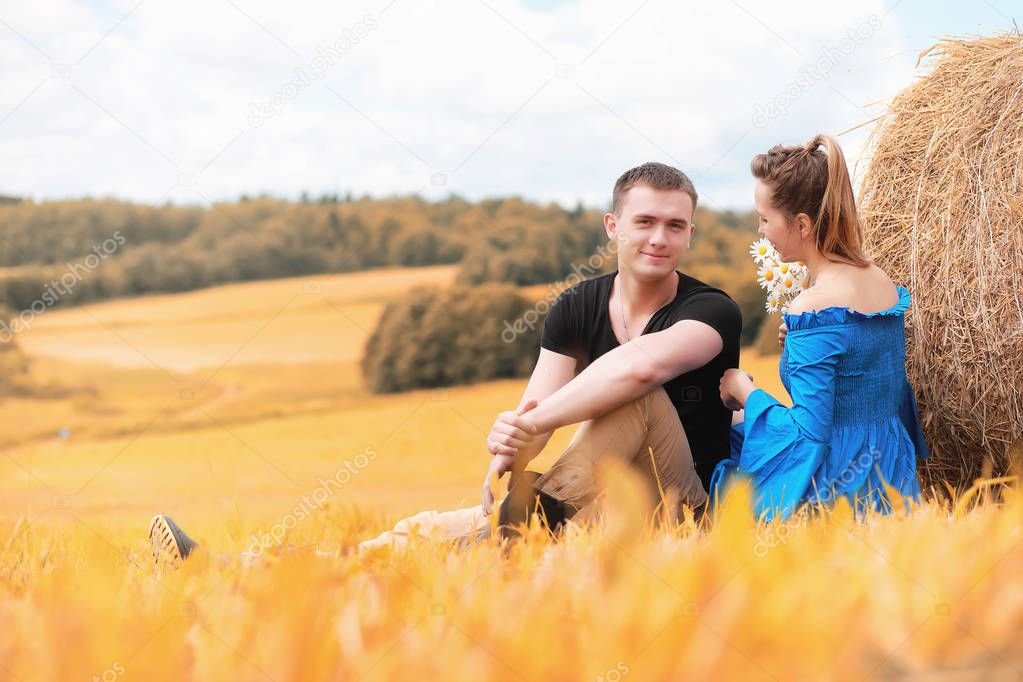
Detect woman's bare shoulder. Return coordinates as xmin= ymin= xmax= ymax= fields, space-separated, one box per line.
xmin=785 ymin=290 xmax=816 ymax=316
xmin=844 ymin=264 xmax=899 ymax=313
xmin=790 ymin=264 xmax=897 ymax=315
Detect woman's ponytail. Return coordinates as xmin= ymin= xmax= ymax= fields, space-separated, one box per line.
xmin=751 ymin=134 xmax=870 ymax=267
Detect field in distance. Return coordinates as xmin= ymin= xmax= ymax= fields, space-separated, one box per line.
xmin=3 ymin=264 xmax=786 ymax=523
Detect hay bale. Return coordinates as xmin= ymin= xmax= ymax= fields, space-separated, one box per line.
xmin=860 ymin=33 xmax=1023 ymax=487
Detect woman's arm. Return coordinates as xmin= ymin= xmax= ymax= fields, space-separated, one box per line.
xmin=732 ymin=327 xmax=847 ymax=520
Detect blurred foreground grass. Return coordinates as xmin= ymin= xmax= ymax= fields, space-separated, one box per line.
xmin=2 ymin=479 xmax=1021 ymax=681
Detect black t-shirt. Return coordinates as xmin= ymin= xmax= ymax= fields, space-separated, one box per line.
xmin=540 ymin=270 xmax=742 ymax=489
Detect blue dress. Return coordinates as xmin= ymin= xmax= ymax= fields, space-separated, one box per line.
xmin=710 ymin=285 xmax=929 ymax=521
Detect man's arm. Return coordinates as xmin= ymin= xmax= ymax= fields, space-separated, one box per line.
xmin=525 ymin=319 xmax=723 ymax=434
xmin=481 ymin=348 xmax=577 ymax=515
xmin=485 ymin=348 xmax=577 ymax=461
xmin=517 ymin=348 xmax=578 ymax=413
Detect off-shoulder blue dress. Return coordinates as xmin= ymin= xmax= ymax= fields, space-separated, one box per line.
xmin=710 ymin=285 xmax=929 ymax=521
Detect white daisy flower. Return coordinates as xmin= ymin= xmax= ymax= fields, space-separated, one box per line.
xmin=765 ymin=294 xmax=781 ymax=314
xmin=756 ymin=264 xmax=780 ymax=290
xmin=783 ymin=263 xmax=806 ymax=290
xmin=749 ymin=238 xmax=774 ymax=265
xmin=776 ymin=274 xmax=798 ymax=296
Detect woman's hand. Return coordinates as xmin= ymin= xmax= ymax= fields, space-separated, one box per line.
xmin=719 ymin=368 xmax=756 ymax=412
xmin=778 ymin=319 xmax=788 ymax=348
xmin=486 ymin=399 xmax=539 ymax=457
xmin=481 ymin=454 xmax=516 ymax=515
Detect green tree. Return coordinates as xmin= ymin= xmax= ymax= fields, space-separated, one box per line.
xmin=361 ymin=284 xmax=541 ymax=393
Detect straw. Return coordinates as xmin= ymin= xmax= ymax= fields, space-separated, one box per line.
xmin=859 ymin=33 xmax=1023 ymax=488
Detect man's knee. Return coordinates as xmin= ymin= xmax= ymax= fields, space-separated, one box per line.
xmin=609 ymin=386 xmax=671 ymax=416
xmin=641 ymin=385 xmax=676 ymax=419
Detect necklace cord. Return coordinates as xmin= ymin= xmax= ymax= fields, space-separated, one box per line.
xmin=618 ymin=274 xmax=676 ymax=343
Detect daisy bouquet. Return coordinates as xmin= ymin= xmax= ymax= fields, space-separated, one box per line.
xmin=749 ymin=237 xmax=809 ymax=314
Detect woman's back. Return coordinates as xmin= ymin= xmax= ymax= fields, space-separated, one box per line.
xmin=714 ymin=281 xmax=929 ymax=520
xmin=781 ymin=284 xmax=912 ymax=428
xmin=787 ymin=263 xmax=900 ymax=318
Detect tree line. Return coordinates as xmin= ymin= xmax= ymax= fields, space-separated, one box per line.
xmin=0 ymin=194 xmax=766 ymax=345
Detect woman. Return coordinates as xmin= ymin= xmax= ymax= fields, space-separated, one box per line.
xmin=714 ymin=134 xmax=929 ymax=521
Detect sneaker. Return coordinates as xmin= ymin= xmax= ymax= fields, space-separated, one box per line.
xmin=148 ymin=514 xmax=198 ymax=565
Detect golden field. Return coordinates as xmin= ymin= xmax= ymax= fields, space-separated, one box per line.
xmin=2 ymin=265 xmax=1021 ymax=681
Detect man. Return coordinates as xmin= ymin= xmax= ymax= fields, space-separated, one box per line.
xmin=483 ymin=161 xmax=741 ymax=535
xmin=149 ymin=162 xmax=741 ymax=561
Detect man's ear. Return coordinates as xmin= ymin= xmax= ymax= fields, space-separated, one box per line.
xmin=603 ymin=212 xmax=617 ymax=241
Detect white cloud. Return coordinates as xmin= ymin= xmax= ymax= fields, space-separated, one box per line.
xmin=0 ymin=0 xmax=913 ymax=209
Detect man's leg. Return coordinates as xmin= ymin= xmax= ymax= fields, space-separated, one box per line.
xmin=497 ymin=470 xmax=573 ymax=538
xmin=502 ymin=387 xmax=707 ymax=532
xmin=356 ymin=505 xmax=490 ymax=552
xmin=150 ymin=506 xmax=492 ymax=565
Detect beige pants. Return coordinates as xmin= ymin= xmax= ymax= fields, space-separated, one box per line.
xmin=358 ymin=387 xmax=707 ymax=551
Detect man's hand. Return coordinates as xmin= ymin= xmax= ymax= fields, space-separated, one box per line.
xmin=481 ymin=454 xmax=516 ymax=515
xmin=486 ymin=399 xmax=539 ymax=457
xmin=778 ymin=319 xmax=788 ymax=348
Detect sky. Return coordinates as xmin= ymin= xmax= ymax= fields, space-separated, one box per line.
xmin=0 ymin=0 xmax=1016 ymax=210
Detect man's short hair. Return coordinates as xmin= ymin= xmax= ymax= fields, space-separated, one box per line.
xmin=611 ymin=162 xmax=698 ymax=216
